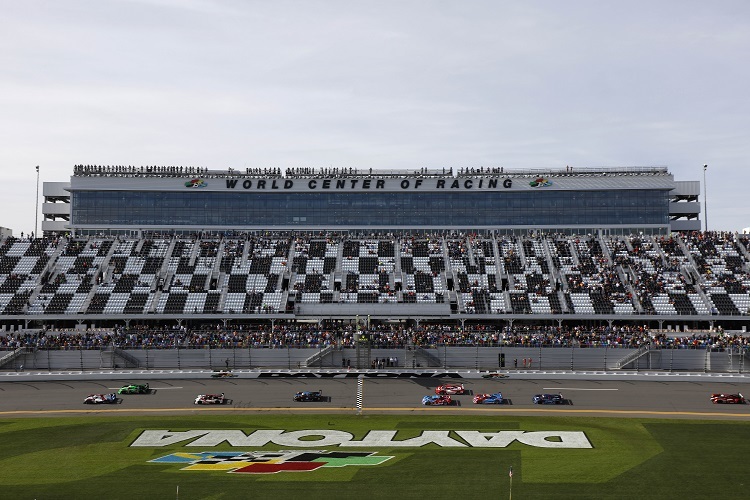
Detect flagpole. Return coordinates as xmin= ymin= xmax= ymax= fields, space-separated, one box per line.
xmin=703 ymin=164 xmax=708 ymax=232
xmin=509 ymin=465 xmax=513 ymax=500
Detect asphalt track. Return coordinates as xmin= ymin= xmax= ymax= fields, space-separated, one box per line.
xmin=0 ymin=377 xmax=748 ymax=419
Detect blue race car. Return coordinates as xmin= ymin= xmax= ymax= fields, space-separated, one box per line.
xmin=532 ymin=393 xmax=564 ymax=404
xmin=473 ymin=392 xmax=504 ymax=404
xmin=421 ymin=395 xmax=454 ymax=406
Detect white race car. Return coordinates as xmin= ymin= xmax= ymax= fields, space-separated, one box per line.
xmin=83 ymin=393 xmax=118 ymax=404
xmin=194 ymin=393 xmax=227 ymax=405
xmin=435 ymin=383 xmax=465 ymax=395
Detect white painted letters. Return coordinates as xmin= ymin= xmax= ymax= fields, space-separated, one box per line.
xmin=131 ymin=429 xmax=592 ymax=449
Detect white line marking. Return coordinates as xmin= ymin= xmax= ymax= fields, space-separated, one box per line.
xmin=542 ymin=388 xmax=619 ymax=391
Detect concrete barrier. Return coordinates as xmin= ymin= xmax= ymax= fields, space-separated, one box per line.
xmin=2 ymin=368 xmax=749 ymax=383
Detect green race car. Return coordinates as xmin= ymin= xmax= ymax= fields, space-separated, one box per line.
xmin=118 ymin=383 xmax=150 ymax=394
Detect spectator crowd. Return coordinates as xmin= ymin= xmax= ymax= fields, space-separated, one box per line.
xmin=1 ymin=323 xmax=747 ymax=351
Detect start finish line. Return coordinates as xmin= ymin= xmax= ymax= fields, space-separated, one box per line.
xmin=131 ymin=429 xmax=593 ymax=449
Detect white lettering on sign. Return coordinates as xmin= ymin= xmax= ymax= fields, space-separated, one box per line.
xmin=131 ymin=429 xmax=592 ymax=449
xmin=220 ymin=178 xmax=512 ymax=192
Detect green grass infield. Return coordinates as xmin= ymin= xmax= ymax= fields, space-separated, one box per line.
xmin=0 ymin=414 xmax=748 ymax=499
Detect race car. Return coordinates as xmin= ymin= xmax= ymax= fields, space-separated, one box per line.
xmin=194 ymin=393 xmax=227 ymax=405
xmin=293 ymin=390 xmax=325 ymax=402
xmin=435 ymin=383 xmax=465 ymax=395
xmin=481 ymin=373 xmax=509 ymax=379
xmin=710 ymin=393 xmax=745 ymax=404
xmin=473 ymin=392 xmax=505 ymax=404
xmin=422 ymin=395 xmax=455 ymax=406
xmin=118 ymin=383 xmax=150 ymax=394
xmin=532 ymin=393 xmax=564 ymax=405
xmin=211 ymin=370 xmax=237 ymax=378
xmin=83 ymin=393 xmax=118 ymax=404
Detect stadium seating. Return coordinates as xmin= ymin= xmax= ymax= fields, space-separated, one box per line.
xmin=0 ymin=232 xmax=748 ymax=325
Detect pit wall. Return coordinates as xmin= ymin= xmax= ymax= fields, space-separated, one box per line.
xmin=3 ymin=346 xmax=747 ymax=374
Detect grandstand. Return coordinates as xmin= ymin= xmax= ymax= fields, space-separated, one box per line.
xmin=2 ymin=164 xmax=748 ymax=371
xmin=1 ymin=230 xmax=749 ymax=331
xmin=0 ymin=165 xmax=732 ymax=329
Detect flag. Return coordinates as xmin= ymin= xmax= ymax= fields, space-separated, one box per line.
xmin=509 ymin=466 xmax=513 ymax=478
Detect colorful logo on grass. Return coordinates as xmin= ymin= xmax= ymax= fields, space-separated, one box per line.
xmin=529 ymin=177 xmax=552 ymax=188
xmin=185 ymin=178 xmax=207 ymax=188
xmin=150 ymin=450 xmax=393 ymax=474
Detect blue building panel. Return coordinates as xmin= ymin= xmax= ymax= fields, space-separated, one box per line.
xmin=71 ymin=189 xmax=669 ymax=228
xmin=65 ymin=165 xmax=680 ymax=234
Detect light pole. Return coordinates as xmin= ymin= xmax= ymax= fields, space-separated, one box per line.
xmin=703 ymin=164 xmax=708 ymax=232
xmin=35 ymin=165 xmax=40 ymax=238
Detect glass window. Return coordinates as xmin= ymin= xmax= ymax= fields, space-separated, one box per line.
xmin=71 ymin=189 xmax=670 ymax=230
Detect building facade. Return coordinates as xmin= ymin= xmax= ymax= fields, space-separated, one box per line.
xmin=42 ymin=165 xmax=701 ymax=236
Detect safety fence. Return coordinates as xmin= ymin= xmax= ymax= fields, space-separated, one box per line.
xmin=2 ymin=344 xmax=747 ymax=373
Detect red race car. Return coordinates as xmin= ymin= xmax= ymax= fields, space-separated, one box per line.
xmin=435 ymin=383 xmax=465 ymax=395
xmin=473 ymin=392 xmax=504 ymax=404
xmin=422 ymin=395 xmax=455 ymax=406
xmin=710 ymin=393 xmax=745 ymax=404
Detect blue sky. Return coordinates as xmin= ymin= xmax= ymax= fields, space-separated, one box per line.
xmin=2 ymin=0 xmax=748 ymax=234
